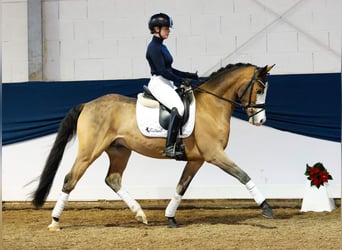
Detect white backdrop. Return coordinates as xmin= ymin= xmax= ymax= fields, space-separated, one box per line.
xmin=2 ymin=117 xmax=340 ymax=201
xmin=2 ymin=0 xmax=341 ymax=202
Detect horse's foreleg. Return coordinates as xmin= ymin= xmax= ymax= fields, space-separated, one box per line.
xmin=166 ymin=160 xmax=204 ymax=228
xmin=117 ymin=188 xmax=147 ymax=224
xmin=105 ymin=146 xmax=147 ymax=224
xmin=209 ymin=152 xmax=274 ymax=218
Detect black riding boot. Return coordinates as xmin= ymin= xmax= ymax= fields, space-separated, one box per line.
xmin=163 ymin=108 xmax=183 ymax=158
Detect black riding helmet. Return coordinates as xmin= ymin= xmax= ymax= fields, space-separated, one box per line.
xmin=148 ymin=13 xmax=173 ymax=34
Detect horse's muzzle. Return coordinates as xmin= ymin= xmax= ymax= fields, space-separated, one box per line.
xmin=248 ymin=108 xmax=266 ymax=126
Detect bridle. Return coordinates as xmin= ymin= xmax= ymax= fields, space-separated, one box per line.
xmin=193 ymin=69 xmax=268 ymax=118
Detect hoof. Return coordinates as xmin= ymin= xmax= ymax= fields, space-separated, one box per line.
xmin=260 ymin=201 xmax=274 ymax=219
xmin=48 ymin=220 xmax=61 ymax=231
xmin=167 ymin=217 xmax=179 ymax=228
xmin=135 ymin=209 xmax=148 ymax=225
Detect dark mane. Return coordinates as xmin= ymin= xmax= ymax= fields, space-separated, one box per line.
xmin=208 ymin=63 xmax=255 ymax=80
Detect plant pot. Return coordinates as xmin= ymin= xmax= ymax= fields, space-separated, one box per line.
xmin=300 ymin=181 xmax=335 ymax=212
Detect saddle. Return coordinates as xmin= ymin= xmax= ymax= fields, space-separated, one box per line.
xmin=138 ymin=85 xmax=194 ymax=132
xmin=136 ymin=86 xmax=195 ymax=161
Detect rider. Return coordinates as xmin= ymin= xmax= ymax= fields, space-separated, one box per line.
xmin=146 ymin=13 xmax=198 ymax=158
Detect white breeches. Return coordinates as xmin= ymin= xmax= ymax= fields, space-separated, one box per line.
xmin=148 ymin=75 xmax=184 ymax=116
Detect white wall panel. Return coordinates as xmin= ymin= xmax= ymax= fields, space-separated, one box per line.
xmin=87 ymin=0 xmax=116 ymax=20
xmin=117 ymin=37 xmax=146 ymax=57
xmin=298 ymin=31 xmax=330 ymax=53
xmin=89 ymin=39 xmax=116 ymax=59
xmin=234 ymin=0 xmax=260 ymax=13
xmin=254 ymin=52 xmax=314 ymax=74
xmin=114 ymin=0 xmax=146 ymax=18
xmin=2 ymin=0 xmax=28 ymax=82
xmin=199 ymin=0 xmax=234 ymax=15
xmin=59 ymin=0 xmax=87 ymax=20
xmin=176 ymin=36 xmax=206 ymax=57
xmin=59 ymin=59 xmax=74 ymax=80
xmin=171 ymin=15 xmax=191 ymax=36
xmin=267 ymin=31 xmax=298 ymax=53
xmin=313 ymin=51 xmax=341 ymax=72
xmin=236 ymin=33 xmax=267 ymax=53
xmin=74 ymin=21 xmax=103 ymax=41
xmin=221 ymin=13 xmax=251 ymax=35
xmin=311 ymin=2 xmax=340 ymax=30
xmin=2 ymin=0 xmax=341 ymax=82
xmin=58 ymin=20 xmax=74 ymax=41
xmin=60 ymin=39 xmax=87 ymax=59
xmin=205 ymin=35 xmax=235 ymax=56
xmin=103 ymin=57 xmax=133 ymax=79
xmin=189 ymin=55 xmax=223 ymax=76
xmin=74 ymin=59 xmax=103 ymax=80
xmin=132 ymin=56 xmax=150 ymax=78
xmin=329 ymin=31 xmax=342 ymax=51
xmin=191 ymin=15 xmax=221 ymax=36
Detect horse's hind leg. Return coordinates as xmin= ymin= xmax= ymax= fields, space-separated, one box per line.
xmin=166 ymin=160 xmax=204 ymax=228
xmin=48 ymin=134 xmax=112 ymax=230
xmin=105 ymin=146 xmax=147 ymax=224
xmin=48 ymin=155 xmax=96 ymax=231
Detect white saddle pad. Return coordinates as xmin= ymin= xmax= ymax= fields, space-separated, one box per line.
xmin=136 ymin=96 xmax=196 ymax=138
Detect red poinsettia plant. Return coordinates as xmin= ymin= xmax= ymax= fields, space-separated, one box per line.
xmin=305 ymin=162 xmax=333 ymax=188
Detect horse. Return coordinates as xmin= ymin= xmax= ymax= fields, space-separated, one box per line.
xmin=32 ymin=63 xmax=275 ymax=230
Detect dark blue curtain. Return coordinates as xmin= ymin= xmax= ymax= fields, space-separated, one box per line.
xmin=2 ymin=73 xmax=341 ymax=145
xmin=2 ymin=79 xmax=148 ymax=145
xmin=233 ymin=73 xmax=341 ymax=142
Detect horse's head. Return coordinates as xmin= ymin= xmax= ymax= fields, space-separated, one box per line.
xmin=237 ymin=64 xmax=275 ymax=126
xmin=196 ymin=63 xmax=275 ymax=126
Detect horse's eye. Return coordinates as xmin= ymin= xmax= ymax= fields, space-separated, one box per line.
xmin=256 ymin=89 xmax=263 ymax=95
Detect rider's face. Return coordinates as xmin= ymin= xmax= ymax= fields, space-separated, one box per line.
xmin=155 ymin=26 xmax=170 ymax=39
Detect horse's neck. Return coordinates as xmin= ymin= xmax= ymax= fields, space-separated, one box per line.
xmin=206 ymin=66 xmax=255 ymax=100
xmin=195 ymin=78 xmax=236 ymax=122
xmin=201 ymin=73 xmax=240 ymax=102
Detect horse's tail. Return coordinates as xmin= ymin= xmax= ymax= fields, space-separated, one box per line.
xmin=32 ymin=104 xmax=84 ymax=208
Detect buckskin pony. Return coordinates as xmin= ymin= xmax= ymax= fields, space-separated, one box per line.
xmin=32 ymin=63 xmax=275 ymax=230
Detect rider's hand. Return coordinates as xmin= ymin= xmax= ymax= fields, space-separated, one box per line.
xmin=188 ymin=72 xmax=199 ymax=80
xmin=183 ymin=78 xmax=193 ymax=87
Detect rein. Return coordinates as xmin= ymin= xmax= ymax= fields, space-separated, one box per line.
xmin=193 ymin=85 xmax=243 ymax=107
xmin=191 ymin=69 xmax=266 ymax=113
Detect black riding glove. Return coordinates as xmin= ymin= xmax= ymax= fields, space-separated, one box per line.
xmin=183 ymin=78 xmax=201 ymax=87
xmin=187 ymin=72 xmax=199 ymax=80
xmin=183 ymin=78 xmax=193 ymax=87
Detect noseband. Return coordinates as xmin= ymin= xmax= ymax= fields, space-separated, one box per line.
xmin=194 ymin=69 xmax=267 ymax=118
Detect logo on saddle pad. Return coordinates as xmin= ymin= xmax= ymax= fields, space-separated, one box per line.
xmin=136 ymin=87 xmax=196 ymax=138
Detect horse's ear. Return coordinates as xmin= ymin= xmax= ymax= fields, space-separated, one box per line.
xmin=258 ymin=64 xmax=275 ymax=77
xmin=266 ymin=64 xmax=275 ymax=72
